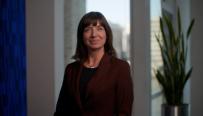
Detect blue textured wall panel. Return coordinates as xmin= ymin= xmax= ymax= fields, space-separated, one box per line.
xmin=0 ymin=0 xmax=27 ymax=116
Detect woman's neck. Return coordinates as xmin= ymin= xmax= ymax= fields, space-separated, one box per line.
xmin=84 ymin=50 xmax=104 ymax=68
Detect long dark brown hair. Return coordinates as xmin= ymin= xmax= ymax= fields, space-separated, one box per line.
xmin=72 ymin=11 xmax=116 ymax=61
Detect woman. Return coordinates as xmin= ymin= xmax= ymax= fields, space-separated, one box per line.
xmin=54 ymin=12 xmax=133 ymax=116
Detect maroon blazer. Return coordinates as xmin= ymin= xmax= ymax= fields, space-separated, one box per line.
xmin=54 ymin=54 xmax=133 ymax=116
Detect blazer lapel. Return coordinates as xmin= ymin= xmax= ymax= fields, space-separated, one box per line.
xmin=85 ymin=54 xmax=112 ymax=98
xmin=74 ymin=62 xmax=84 ymax=111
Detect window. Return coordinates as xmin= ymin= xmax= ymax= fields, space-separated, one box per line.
xmin=87 ymin=0 xmax=130 ymax=62
xmin=150 ymin=0 xmax=163 ymax=116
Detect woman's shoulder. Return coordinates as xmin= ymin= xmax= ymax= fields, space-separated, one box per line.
xmin=110 ymin=57 xmax=131 ymax=79
xmin=110 ymin=56 xmax=130 ymax=68
xmin=65 ymin=60 xmax=81 ymax=71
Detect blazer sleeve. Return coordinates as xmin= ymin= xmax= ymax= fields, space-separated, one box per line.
xmin=54 ymin=65 xmax=75 ymax=116
xmin=116 ymin=62 xmax=134 ymax=116
xmin=54 ymin=66 xmax=69 ymax=116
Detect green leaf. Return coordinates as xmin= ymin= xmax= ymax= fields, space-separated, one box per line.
xmin=187 ymin=19 xmax=195 ymax=38
xmin=160 ymin=17 xmax=168 ymax=49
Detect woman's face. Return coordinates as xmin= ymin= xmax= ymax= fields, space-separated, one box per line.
xmin=83 ymin=21 xmax=106 ymax=52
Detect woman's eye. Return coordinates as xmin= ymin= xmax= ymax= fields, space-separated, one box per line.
xmin=98 ymin=27 xmax=104 ymax=31
xmin=84 ymin=28 xmax=91 ymax=32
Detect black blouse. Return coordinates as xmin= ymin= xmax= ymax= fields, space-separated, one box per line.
xmin=79 ymin=66 xmax=97 ymax=106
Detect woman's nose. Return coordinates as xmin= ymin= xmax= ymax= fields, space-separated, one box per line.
xmin=91 ymin=28 xmax=97 ymax=37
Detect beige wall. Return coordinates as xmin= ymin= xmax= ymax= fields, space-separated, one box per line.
xmin=130 ymin=0 xmax=151 ymax=116
xmin=26 ymin=0 xmax=64 ymax=115
xmin=191 ymin=0 xmax=203 ymax=116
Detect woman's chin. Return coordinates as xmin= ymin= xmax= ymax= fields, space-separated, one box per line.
xmin=88 ymin=46 xmax=104 ymax=51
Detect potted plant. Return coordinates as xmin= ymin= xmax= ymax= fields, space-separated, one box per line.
xmin=155 ymin=8 xmax=195 ymax=116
